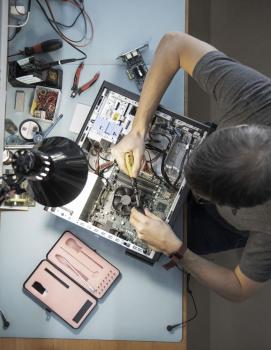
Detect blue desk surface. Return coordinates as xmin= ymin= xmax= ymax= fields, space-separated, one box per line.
xmin=1 ymin=0 xmax=186 ymax=342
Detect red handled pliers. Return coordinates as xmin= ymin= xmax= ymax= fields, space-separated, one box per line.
xmin=71 ymin=62 xmax=100 ymax=98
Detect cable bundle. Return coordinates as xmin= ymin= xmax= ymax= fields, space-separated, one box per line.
xmin=35 ymin=0 xmax=94 ymax=59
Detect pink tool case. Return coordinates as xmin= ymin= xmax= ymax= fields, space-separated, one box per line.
xmin=23 ymin=231 xmax=120 ymax=329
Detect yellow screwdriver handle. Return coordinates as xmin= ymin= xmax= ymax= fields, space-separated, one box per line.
xmin=125 ymin=152 xmax=134 ymax=177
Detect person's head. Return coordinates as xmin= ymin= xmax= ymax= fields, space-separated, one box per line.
xmin=184 ymin=124 xmax=271 ymax=208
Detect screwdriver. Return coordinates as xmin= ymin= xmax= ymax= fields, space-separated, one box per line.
xmin=8 ymin=39 xmax=63 ymax=58
xmin=125 ymin=152 xmax=141 ymax=210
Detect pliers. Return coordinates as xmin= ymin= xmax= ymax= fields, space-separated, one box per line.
xmin=71 ymin=62 xmax=100 ymax=98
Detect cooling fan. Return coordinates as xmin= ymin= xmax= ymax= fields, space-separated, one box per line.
xmin=113 ymin=186 xmax=137 ymax=216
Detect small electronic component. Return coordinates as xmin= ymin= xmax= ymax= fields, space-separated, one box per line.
xmin=117 ymin=43 xmax=149 ymax=91
xmin=30 ymin=86 xmax=61 ymax=122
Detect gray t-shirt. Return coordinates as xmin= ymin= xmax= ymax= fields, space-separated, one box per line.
xmin=193 ymin=50 xmax=271 ymax=282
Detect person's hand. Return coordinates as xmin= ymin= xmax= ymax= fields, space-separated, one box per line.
xmin=130 ymin=208 xmax=183 ymax=255
xmin=111 ymin=129 xmax=145 ymax=177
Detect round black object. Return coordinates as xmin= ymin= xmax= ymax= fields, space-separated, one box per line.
xmin=19 ymin=119 xmax=42 ymax=141
xmin=27 ymin=136 xmax=88 ymax=207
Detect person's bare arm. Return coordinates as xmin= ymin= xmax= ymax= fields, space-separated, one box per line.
xmin=132 ymin=32 xmax=216 ymax=134
xmin=111 ymin=32 xmax=216 ymax=176
xmin=130 ymin=208 xmax=265 ymax=302
xmin=181 ymin=250 xmax=264 ymax=302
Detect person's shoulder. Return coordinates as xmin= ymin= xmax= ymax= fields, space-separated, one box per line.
xmin=192 ymin=50 xmax=233 ymax=78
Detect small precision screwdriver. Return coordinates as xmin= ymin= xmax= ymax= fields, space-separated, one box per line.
xmin=125 ymin=152 xmax=142 ymax=211
xmin=8 ymin=39 xmax=63 ymax=58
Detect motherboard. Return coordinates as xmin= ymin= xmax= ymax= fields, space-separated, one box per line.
xmin=46 ymin=81 xmax=211 ymax=263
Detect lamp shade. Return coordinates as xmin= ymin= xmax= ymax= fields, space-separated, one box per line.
xmin=13 ymin=137 xmax=88 ymax=207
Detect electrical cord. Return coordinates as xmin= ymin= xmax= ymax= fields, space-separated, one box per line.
xmin=145 ymin=149 xmax=165 ymax=183
xmin=53 ymin=2 xmax=84 ymax=29
xmin=173 ymin=137 xmax=193 ymax=187
xmin=149 ymin=131 xmax=172 ymax=145
xmin=44 ymin=0 xmax=88 ymax=45
xmin=67 ymin=0 xmax=94 ymax=46
xmin=145 ymin=141 xmax=176 ymax=190
xmin=8 ymin=27 xmax=22 ymax=41
xmin=8 ymin=9 xmax=30 ymax=28
xmin=167 ymin=273 xmax=198 ymax=332
xmin=36 ymin=0 xmax=86 ymax=59
xmin=8 ymin=0 xmax=32 ymax=28
xmin=160 ymin=151 xmax=177 ymax=191
xmin=146 ymin=120 xmax=178 ymax=190
xmin=145 ymin=150 xmax=161 ymax=164
xmin=172 ymin=148 xmax=189 ymax=187
xmin=35 ymin=0 xmax=93 ymax=60
xmin=0 ymin=310 xmax=10 ymax=329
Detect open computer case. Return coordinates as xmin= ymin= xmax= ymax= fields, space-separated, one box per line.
xmin=46 ymin=81 xmax=213 ymax=264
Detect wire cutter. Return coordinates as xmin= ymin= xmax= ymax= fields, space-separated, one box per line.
xmin=71 ymin=62 xmax=100 ymax=98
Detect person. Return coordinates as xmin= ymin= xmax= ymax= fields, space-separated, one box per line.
xmin=111 ymin=32 xmax=271 ymax=302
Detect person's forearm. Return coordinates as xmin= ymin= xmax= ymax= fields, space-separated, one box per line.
xmin=180 ymin=249 xmax=245 ymax=302
xmin=132 ymin=32 xmax=215 ymax=136
xmin=132 ymin=33 xmax=186 ymax=135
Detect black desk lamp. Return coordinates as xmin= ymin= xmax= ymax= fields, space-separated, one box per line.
xmin=1 ymin=136 xmax=88 ymax=207
xmin=0 ymin=136 xmax=88 ymax=329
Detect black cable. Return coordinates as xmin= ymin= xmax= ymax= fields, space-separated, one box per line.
xmin=147 ymin=123 xmax=176 ymax=190
xmin=145 ymin=151 xmax=161 ymax=163
xmin=145 ymin=143 xmax=166 ymax=153
xmin=88 ymin=163 xmax=95 ymax=172
xmin=45 ymin=0 xmax=93 ymax=45
xmin=8 ymin=27 xmax=22 ymax=41
xmin=172 ymin=148 xmax=189 ymax=187
xmin=88 ymin=163 xmax=111 ymax=188
xmin=35 ymin=0 xmax=87 ymax=60
xmin=44 ymin=0 xmax=86 ymax=44
xmin=149 ymin=131 xmax=172 ymax=145
xmin=160 ymin=152 xmax=176 ymax=191
xmin=27 ymin=0 xmax=32 ymax=12
xmin=145 ymin=149 xmax=161 ymax=178
xmin=53 ymin=3 xmax=83 ymax=28
xmin=145 ymin=144 xmax=175 ymax=190
xmin=0 ymin=310 xmax=10 ymax=329
xmin=145 ymin=149 xmax=168 ymax=186
xmin=173 ymin=137 xmax=193 ymax=187
xmin=167 ymin=274 xmax=198 ymax=332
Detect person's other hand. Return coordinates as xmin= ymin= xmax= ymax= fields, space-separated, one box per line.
xmin=130 ymin=208 xmax=182 ymax=255
xmin=111 ymin=130 xmax=145 ymax=177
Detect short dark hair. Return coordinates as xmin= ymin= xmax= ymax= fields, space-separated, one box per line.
xmin=184 ymin=124 xmax=271 ymax=208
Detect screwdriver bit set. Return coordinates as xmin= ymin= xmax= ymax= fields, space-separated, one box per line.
xmin=24 ymin=231 xmax=120 ymax=329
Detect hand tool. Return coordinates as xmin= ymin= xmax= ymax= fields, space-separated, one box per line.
xmin=8 ymin=39 xmax=63 ymax=57
xmin=71 ymin=62 xmax=100 ymax=98
xmin=66 ymin=237 xmax=103 ymax=270
xmin=125 ymin=152 xmax=142 ymax=210
xmin=55 ymin=254 xmax=96 ymax=293
xmin=32 ymin=113 xmax=63 ymax=144
xmin=60 ymin=246 xmax=99 ymax=275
